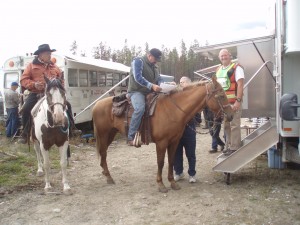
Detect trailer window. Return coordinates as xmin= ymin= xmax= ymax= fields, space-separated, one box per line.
xmin=121 ymin=74 xmax=128 ymax=87
xmin=113 ymin=74 xmax=120 ymax=85
xmin=68 ymin=69 xmax=78 ymax=87
xmin=4 ymin=72 xmax=19 ymax=89
xmin=89 ymin=71 xmax=97 ymax=87
xmin=98 ymin=72 xmax=106 ymax=87
xmin=106 ymin=73 xmax=113 ymax=86
xmin=79 ymin=69 xmax=88 ymax=87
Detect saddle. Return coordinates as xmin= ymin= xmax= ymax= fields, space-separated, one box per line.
xmin=112 ymin=93 xmax=160 ymax=145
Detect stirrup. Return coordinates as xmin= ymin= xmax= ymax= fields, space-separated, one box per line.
xmin=133 ymin=132 xmax=142 ymax=148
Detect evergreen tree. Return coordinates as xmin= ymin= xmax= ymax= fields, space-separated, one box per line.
xmin=70 ymin=40 xmax=78 ymax=55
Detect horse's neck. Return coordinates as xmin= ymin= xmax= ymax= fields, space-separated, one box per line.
xmin=168 ymin=84 xmax=207 ymax=123
xmin=32 ymin=96 xmax=47 ymax=117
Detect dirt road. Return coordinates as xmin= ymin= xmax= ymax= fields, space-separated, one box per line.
xmin=1 ymin=128 xmax=300 ymax=225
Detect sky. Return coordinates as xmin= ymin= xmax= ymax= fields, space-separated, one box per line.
xmin=0 ymin=0 xmax=275 ymax=66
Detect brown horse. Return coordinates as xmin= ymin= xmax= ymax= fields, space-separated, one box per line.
xmin=92 ymin=77 xmax=234 ymax=193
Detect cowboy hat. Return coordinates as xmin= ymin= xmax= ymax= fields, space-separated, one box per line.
xmin=33 ymin=44 xmax=56 ymax=55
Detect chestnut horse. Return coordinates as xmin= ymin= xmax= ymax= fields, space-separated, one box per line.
xmin=92 ymin=77 xmax=234 ymax=193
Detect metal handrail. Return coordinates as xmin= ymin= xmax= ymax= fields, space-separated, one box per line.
xmin=243 ymin=61 xmax=274 ymax=89
xmin=193 ymin=71 xmax=212 ymax=81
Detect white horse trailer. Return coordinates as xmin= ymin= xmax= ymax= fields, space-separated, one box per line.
xmin=2 ymin=54 xmax=130 ymax=125
xmin=193 ymin=0 xmax=300 ymax=175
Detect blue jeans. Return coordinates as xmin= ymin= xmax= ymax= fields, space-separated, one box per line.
xmin=174 ymin=135 xmax=196 ymax=176
xmin=127 ymin=92 xmax=146 ymax=141
xmin=6 ymin=107 xmax=19 ymax=137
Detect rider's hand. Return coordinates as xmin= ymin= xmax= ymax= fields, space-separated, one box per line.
xmin=34 ymin=82 xmax=44 ymax=91
xmin=152 ymin=84 xmax=162 ymax=92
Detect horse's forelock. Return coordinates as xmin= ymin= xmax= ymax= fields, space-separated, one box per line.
xmin=46 ymin=78 xmax=65 ymax=92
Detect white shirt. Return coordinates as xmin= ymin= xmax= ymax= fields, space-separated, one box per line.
xmin=235 ymin=65 xmax=245 ymax=82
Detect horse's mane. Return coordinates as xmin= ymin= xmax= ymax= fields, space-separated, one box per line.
xmin=46 ymin=78 xmax=65 ymax=92
xmin=168 ymin=80 xmax=210 ymax=95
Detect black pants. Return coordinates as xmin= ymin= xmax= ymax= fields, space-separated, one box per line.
xmin=21 ymin=93 xmax=75 ymax=137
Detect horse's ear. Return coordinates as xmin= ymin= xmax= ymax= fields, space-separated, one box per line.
xmin=44 ymin=74 xmax=50 ymax=84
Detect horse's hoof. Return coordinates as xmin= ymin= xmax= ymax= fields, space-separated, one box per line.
xmin=44 ymin=187 xmax=52 ymax=194
xmin=171 ymin=182 xmax=181 ymax=190
xmin=158 ymin=186 xmax=168 ymax=193
xmin=36 ymin=171 xmax=44 ymax=177
xmin=107 ymin=177 xmax=115 ymax=184
xmin=63 ymin=188 xmax=73 ymax=195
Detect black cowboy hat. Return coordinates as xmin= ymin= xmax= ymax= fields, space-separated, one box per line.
xmin=33 ymin=44 xmax=56 ymax=55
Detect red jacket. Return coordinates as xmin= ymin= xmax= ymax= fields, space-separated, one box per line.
xmin=20 ymin=58 xmax=63 ymax=93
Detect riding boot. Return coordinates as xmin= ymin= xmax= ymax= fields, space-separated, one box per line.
xmin=17 ymin=131 xmax=28 ymax=144
xmin=66 ymin=101 xmax=82 ymax=137
xmin=68 ymin=114 xmax=82 ymax=137
xmin=18 ymin=93 xmax=38 ymax=144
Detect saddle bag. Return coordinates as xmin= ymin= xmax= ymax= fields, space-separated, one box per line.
xmin=112 ymin=94 xmax=129 ymax=117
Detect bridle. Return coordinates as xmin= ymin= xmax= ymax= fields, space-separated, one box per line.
xmin=205 ymin=81 xmax=231 ymax=120
xmin=45 ymin=85 xmax=68 ymax=129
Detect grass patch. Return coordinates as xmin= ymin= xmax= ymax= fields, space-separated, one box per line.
xmin=0 ymin=154 xmax=37 ymax=187
xmin=0 ymin=135 xmax=62 ymax=190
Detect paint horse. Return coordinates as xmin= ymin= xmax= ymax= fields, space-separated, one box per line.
xmin=31 ymin=77 xmax=71 ymax=194
xmin=92 ymin=77 xmax=234 ymax=193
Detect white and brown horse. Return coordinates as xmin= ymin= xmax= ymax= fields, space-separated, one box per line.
xmin=31 ymin=77 xmax=71 ymax=194
xmin=92 ymin=77 xmax=234 ymax=193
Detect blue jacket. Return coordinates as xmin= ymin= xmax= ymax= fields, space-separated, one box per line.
xmin=127 ymin=55 xmax=163 ymax=94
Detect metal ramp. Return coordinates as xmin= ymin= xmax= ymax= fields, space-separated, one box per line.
xmin=213 ymin=119 xmax=278 ymax=174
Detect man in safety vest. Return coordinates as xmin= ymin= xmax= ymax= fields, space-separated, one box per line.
xmin=216 ymin=49 xmax=244 ymax=156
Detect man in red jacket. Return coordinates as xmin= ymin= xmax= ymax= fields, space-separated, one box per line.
xmin=18 ymin=44 xmax=81 ymax=144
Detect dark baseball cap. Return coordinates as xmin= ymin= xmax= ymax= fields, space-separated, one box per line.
xmin=149 ymin=48 xmax=162 ymax=62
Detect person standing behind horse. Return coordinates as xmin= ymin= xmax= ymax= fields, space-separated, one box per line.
xmin=4 ymin=82 xmax=21 ymax=137
xmin=127 ymin=48 xmax=163 ymax=146
xmin=216 ymin=49 xmax=244 ymax=155
xmin=173 ymin=76 xmax=201 ymax=183
xmin=206 ymin=107 xmax=225 ymax=153
xmin=18 ymin=44 xmax=81 ymax=144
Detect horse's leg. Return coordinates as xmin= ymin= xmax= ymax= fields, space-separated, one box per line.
xmin=156 ymin=143 xmax=168 ymax=193
xmin=167 ymin=144 xmax=181 ymax=190
xmin=96 ymin=129 xmax=117 ymax=184
xmin=59 ymin=141 xmax=72 ymax=194
xmin=40 ymin=145 xmax=51 ymax=192
xmin=33 ymin=140 xmax=44 ymax=176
